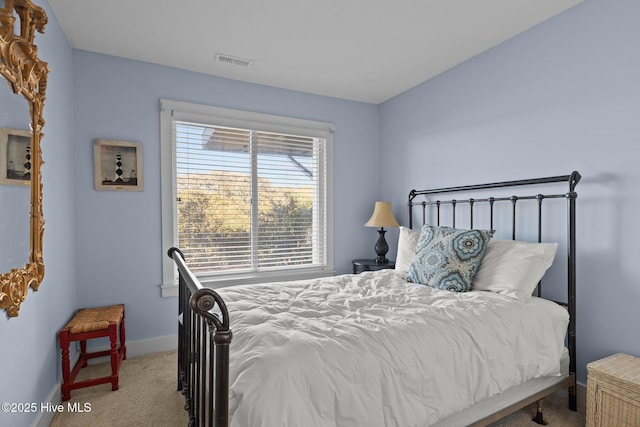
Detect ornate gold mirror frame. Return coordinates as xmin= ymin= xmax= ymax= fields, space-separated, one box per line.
xmin=0 ymin=0 xmax=48 ymax=317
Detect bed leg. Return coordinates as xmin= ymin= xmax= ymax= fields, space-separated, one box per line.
xmin=569 ymin=391 xmax=577 ymax=411
xmin=532 ymin=399 xmax=547 ymax=425
xmin=568 ymin=372 xmax=578 ymax=411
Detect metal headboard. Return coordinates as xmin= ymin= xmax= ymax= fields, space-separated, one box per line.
xmin=407 ymin=170 xmax=581 ymax=411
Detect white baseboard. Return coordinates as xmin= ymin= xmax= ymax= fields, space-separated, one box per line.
xmin=32 ymin=378 xmax=63 ymax=427
xmin=121 ymin=334 xmax=178 ymax=359
xmin=82 ymin=334 xmax=177 ymax=365
xmin=31 ymin=335 xmax=177 ymax=427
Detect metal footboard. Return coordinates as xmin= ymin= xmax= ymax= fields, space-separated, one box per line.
xmin=168 ymin=248 xmax=232 ymax=427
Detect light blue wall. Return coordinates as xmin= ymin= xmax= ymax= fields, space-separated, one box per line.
xmin=379 ymin=0 xmax=640 ymax=384
xmin=71 ymin=51 xmax=381 ymax=343
xmin=4 ymin=1 xmax=638 ymax=424
xmin=0 ymin=1 xmax=77 ymax=426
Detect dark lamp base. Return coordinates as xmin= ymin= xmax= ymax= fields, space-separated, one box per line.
xmin=373 ymin=228 xmax=389 ymax=265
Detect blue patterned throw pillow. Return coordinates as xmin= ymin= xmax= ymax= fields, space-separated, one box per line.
xmin=405 ymin=225 xmax=492 ymax=292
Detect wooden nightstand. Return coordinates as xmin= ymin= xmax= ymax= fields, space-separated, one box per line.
xmin=352 ymin=259 xmax=395 ymax=274
xmin=587 ymin=353 xmax=640 ymax=427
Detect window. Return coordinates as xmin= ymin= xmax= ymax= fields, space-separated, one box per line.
xmin=161 ymin=100 xmax=334 ymax=295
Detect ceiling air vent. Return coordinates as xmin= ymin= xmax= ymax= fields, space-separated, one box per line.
xmin=216 ymin=53 xmax=254 ymax=68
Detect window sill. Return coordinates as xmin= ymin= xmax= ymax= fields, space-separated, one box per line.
xmin=161 ymin=283 xmax=179 ymax=298
xmin=160 ymin=267 xmax=336 ymax=297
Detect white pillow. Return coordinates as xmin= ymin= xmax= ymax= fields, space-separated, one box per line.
xmin=395 ymin=226 xmax=421 ymax=276
xmin=472 ymin=239 xmax=558 ymax=301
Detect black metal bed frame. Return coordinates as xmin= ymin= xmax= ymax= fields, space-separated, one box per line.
xmin=408 ymin=170 xmax=581 ymax=417
xmin=168 ymin=247 xmax=232 ymax=427
xmin=168 ymin=170 xmax=580 ymax=427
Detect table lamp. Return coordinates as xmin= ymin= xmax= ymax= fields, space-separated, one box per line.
xmin=364 ymin=201 xmax=399 ymax=264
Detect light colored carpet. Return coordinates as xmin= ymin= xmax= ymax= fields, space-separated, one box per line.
xmin=51 ymin=350 xmax=584 ymax=426
xmin=50 ymin=351 xmax=187 ymax=427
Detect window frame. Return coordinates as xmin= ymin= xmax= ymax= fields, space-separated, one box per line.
xmin=160 ymin=99 xmax=334 ymax=297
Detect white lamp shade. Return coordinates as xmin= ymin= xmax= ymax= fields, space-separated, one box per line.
xmin=364 ymin=201 xmax=400 ymax=228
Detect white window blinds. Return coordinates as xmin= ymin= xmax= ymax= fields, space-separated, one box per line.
xmin=173 ymin=119 xmax=328 ymax=276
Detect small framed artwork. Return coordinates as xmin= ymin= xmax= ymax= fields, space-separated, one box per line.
xmin=93 ymin=139 xmax=143 ymax=191
xmin=0 ymin=127 xmax=32 ymax=186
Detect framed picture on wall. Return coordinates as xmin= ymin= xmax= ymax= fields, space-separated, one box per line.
xmin=93 ymin=139 xmax=143 ymax=191
xmin=0 ymin=127 xmax=32 ymax=186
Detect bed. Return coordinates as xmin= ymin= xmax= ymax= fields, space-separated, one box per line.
xmin=168 ymin=171 xmax=580 ymax=427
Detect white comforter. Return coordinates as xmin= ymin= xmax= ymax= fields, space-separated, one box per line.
xmin=216 ymin=269 xmax=568 ymax=427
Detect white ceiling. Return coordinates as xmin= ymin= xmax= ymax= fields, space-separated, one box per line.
xmin=48 ymin=0 xmax=582 ymax=104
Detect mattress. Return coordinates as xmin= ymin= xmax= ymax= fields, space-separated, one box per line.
xmin=215 ymin=269 xmax=569 ymax=427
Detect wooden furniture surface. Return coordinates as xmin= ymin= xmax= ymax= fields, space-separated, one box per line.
xmin=59 ymin=304 xmax=126 ymax=401
xmin=587 ymin=353 xmax=640 ymax=427
xmin=352 ymin=259 xmax=395 ymax=274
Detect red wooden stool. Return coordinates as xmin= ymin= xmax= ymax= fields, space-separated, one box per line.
xmin=59 ymin=304 xmax=126 ymax=400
